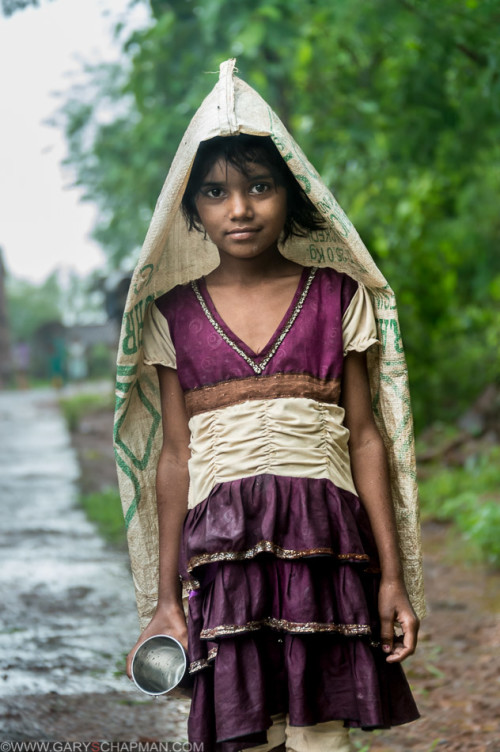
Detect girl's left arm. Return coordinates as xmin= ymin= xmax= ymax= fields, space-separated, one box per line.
xmin=342 ymin=350 xmax=419 ymax=663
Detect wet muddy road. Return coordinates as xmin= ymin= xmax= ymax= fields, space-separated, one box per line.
xmin=0 ymin=390 xmax=188 ymax=741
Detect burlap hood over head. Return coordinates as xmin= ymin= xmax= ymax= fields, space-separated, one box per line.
xmin=115 ymin=59 xmax=425 ymax=629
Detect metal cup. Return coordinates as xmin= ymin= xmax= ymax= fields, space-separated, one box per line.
xmin=131 ymin=634 xmax=190 ymax=696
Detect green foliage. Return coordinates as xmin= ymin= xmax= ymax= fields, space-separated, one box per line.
xmin=350 ymin=731 xmax=375 ymax=751
xmin=60 ymin=0 xmax=500 ymax=430
xmin=87 ymin=342 xmax=114 ymax=379
xmin=59 ymin=390 xmax=123 ymax=545
xmin=79 ymin=486 xmax=126 ymax=547
xmin=419 ymin=447 xmax=500 ymax=567
xmin=59 ymin=391 xmax=115 ymax=432
xmin=6 ymin=272 xmax=63 ymax=342
xmin=0 ymin=0 xmax=49 ymax=16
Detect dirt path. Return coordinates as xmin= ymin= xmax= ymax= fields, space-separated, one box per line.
xmin=354 ymin=523 xmax=500 ymax=752
xmin=2 ymin=392 xmax=499 ymax=748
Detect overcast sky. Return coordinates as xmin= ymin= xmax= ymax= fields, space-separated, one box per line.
xmin=0 ymin=0 xmax=149 ymax=284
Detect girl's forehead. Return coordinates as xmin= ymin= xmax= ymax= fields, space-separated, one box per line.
xmin=203 ymin=158 xmax=272 ymax=182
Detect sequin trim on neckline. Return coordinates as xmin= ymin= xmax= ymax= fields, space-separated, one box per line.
xmin=191 ymin=267 xmax=317 ymax=375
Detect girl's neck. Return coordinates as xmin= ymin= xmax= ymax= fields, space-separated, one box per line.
xmin=207 ymin=247 xmax=302 ymax=288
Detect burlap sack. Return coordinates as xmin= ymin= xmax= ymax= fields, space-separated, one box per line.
xmin=114 ymin=59 xmax=425 ymax=630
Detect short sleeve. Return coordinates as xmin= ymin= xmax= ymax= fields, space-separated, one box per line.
xmin=142 ymin=301 xmax=177 ymax=369
xmin=342 ymin=282 xmax=379 ymax=356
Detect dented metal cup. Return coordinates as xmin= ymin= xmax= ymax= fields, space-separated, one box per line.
xmin=131 ymin=634 xmax=190 ymax=696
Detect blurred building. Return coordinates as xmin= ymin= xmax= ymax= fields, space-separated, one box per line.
xmin=0 ymin=249 xmax=13 ymax=387
xmin=30 ymin=319 xmax=120 ymax=385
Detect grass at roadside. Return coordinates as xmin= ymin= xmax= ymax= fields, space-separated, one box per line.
xmin=59 ymin=391 xmax=115 ymax=432
xmin=418 ymin=445 xmax=500 ymax=567
xmin=60 ymin=389 xmax=126 ymax=547
xmin=80 ymin=486 xmax=126 ymax=547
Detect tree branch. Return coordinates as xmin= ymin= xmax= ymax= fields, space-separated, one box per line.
xmin=399 ymin=0 xmax=489 ymax=67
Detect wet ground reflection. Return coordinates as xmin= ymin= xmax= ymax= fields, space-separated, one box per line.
xmin=0 ymin=389 xmax=138 ymax=696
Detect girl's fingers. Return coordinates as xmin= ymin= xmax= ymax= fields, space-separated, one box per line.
xmin=126 ymin=647 xmax=136 ymax=679
xmin=126 ymin=637 xmax=145 ymax=680
xmin=385 ymin=613 xmax=420 ymax=663
xmin=380 ymin=614 xmax=395 ymax=655
xmin=386 ymin=635 xmax=411 ymax=662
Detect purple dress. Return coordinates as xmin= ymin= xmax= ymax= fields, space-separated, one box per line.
xmin=145 ymin=266 xmax=419 ymax=751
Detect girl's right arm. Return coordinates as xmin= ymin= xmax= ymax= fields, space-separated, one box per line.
xmin=126 ymin=365 xmax=191 ymax=679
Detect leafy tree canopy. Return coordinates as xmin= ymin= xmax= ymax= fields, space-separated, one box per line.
xmin=60 ymin=0 xmax=500 ymax=429
xmin=0 ymin=0 xmax=51 ymax=16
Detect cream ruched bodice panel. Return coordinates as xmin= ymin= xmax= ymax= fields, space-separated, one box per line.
xmin=187 ymin=397 xmax=356 ymax=509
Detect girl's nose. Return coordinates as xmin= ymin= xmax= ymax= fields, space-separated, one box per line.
xmin=228 ymin=191 xmax=253 ymax=219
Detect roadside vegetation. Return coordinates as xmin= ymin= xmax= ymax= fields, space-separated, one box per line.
xmin=59 ymin=390 xmax=126 ymax=548
xmin=59 ymin=391 xmax=115 ymax=432
xmin=418 ymin=445 xmax=500 ymax=568
xmin=80 ymin=486 xmax=126 ymax=547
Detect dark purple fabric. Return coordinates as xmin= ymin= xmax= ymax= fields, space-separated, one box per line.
xmin=154 ymin=266 xmax=358 ymax=391
xmin=188 ymin=557 xmax=378 ymax=637
xmin=180 ymin=476 xmax=419 ymax=751
xmin=189 ymin=635 xmax=419 ymax=751
xmin=179 ymin=474 xmax=379 ymax=579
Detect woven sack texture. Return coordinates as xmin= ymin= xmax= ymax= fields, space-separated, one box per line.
xmin=114 ymin=59 xmax=425 ymax=629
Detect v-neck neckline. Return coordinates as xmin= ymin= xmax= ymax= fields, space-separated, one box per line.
xmin=191 ymin=266 xmax=317 ymax=375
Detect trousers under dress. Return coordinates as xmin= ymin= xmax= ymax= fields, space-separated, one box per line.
xmin=142 ymin=266 xmax=419 ymax=752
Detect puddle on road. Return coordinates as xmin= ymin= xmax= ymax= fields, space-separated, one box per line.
xmin=0 ymin=390 xmax=139 ymax=696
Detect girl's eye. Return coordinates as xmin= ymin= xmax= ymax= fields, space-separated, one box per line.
xmin=250 ymin=183 xmax=271 ymax=195
xmin=205 ymin=187 xmax=224 ymax=199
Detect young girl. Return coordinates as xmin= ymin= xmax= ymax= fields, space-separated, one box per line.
xmin=117 ymin=60 xmax=424 ymax=752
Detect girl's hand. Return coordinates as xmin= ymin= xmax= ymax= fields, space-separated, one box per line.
xmin=378 ymin=578 xmax=419 ymax=663
xmin=126 ymin=602 xmax=188 ymax=680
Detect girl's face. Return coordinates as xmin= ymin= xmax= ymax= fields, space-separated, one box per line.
xmin=194 ymin=159 xmax=287 ymax=263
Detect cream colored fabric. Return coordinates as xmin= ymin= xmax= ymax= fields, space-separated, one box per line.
xmin=187 ymin=398 xmax=356 ymax=508
xmin=114 ymin=58 xmax=425 ymax=629
xmin=286 ymin=719 xmax=352 ymax=752
xmin=244 ymin=714 xmax=352 ymax=752
xmin=342 ymin=283 xmax=380 ymax=355
xmin=143 ymin=302 xmax=177 ymax=369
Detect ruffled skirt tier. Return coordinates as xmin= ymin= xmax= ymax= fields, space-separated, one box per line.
xmin=179 ymin=474 xmax=419 ymax=751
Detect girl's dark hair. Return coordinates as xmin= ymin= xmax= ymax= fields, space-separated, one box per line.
xmin=181 ymin=134 xmax=326 ymax=243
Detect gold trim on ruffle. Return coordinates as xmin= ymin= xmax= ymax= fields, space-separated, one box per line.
xmin=187 ymin=540 xmax=370 ymax=572
xmin=200 ymin=617 xmax=371 ymax=640
xmin=189 ymin=646 xmax=218 ymax=674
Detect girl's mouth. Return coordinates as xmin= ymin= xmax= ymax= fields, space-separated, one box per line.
xmin=226 ymin=227 xmax=259 ymax=239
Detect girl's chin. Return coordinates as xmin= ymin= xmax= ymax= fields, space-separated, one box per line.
xmin=217 ymin=243 xmax=281 ymax=262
